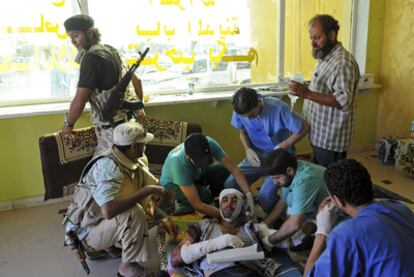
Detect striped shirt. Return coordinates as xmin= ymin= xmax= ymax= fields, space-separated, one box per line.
xmin=303 ymin=43 xmax=360 ymax=152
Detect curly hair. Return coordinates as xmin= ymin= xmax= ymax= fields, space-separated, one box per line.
xmin=232 ymin=87 xmax=259 ymax=115
xmin=88 ymin=27 xmax=101 ymax=44
xmin=261 ymin=149 xmax=298 ymax=175
xmin=324 ymin=159 xmax=373 ymax=206
xmin=309 ymin=14 xmax=340 ymax=35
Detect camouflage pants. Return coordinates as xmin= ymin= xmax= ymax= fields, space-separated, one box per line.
xmin=82 ymin=204 xmax=150 ymax=264
xmin=94 ymin=125 xmax=113 ymax=156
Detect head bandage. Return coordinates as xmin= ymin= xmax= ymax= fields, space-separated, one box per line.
xmin=219 ymin=188 xmax=245 ymax=222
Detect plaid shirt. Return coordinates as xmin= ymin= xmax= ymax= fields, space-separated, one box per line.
xmin=303 ymin=43 xmax=360 ymax=152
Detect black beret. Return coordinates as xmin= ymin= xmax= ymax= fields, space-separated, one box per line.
xmin=64 ymin=14 xmax=94 ymax=32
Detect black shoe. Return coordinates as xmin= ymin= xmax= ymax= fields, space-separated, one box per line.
xmin=86 ymin=250 xmax=107 ymax=260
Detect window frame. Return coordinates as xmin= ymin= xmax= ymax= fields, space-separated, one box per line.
xmin=0 ymin=0 xmax=363 ymax=107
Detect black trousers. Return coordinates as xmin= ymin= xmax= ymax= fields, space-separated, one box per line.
xmin=312 ymin=145 xmax=347 ymax=167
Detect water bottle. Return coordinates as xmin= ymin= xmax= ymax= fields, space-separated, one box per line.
xmin=188 ymin=82 xmax=195 ymax=95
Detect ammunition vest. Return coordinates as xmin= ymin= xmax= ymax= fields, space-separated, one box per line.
xmin=86 ymin=44 xmax=137 ymax=126
xmin=64 ymin=148 xmax=158 ymax=230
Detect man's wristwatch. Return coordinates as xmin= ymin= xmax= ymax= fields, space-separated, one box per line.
xmin=64 ymin=113 xmax=74 ymax=128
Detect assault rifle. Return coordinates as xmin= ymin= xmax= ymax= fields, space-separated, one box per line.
xmin=66 ymin=230 xmax=90 ymax=274
xmin=102 ymin=47 xmax=150 ymax=126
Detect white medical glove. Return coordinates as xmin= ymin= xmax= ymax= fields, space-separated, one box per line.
xmin=246 ymin=148 xmax=261 ymax=167
xmin=254 ymin=223 xmax=278 ymax=252
xmin=315 ymin=204 xmax=338 ymax=237
xmin=254 ymin=223 xmax=276 ymax=239
xmin=180 ymin=234 xmax=244 ymax=264
xmin=245 ymin=192 xmax=255 ymax=217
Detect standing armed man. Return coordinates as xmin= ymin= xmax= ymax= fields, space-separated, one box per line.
xmin=62 ymin=14 xmax=144 ymax=155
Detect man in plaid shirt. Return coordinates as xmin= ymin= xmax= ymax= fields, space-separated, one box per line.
xmin=288 ymin=14 xmax=360 ymax=167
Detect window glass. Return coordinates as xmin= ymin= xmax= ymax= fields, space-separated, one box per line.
xmin=0 ymin=0 xmax=353 ymax=105
xmin=0 ymin=0 xmax=80 ymax=104
xmin=89 ymin=0 xmax=254 ymax=93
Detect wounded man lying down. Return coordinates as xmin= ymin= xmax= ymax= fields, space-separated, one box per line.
xmin=170 ymin=188 xmax=302 ymax=277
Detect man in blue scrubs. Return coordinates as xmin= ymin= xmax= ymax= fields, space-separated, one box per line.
xmin=225 ymin=87 xmax=309 ymax=213
xmin=305 ymin=159 xmax=414 ymax=277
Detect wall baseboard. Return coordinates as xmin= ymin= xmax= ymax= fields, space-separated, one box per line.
xmin=348 ymin=144 xmax=376 ymax=154
xmin=0 ymin=195 xmax=71 ymax=212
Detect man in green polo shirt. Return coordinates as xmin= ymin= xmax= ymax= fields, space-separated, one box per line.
xmin=160 ymin=133 xmax=254 ymax=218
xmin=259 ymin=149 xmax=328 ymax=249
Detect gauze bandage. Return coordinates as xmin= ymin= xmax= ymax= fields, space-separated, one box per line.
xmin=181 ymin=234 xmax=244 ymax=264
xmin=219 ymin=188 xmax=245 ymax=222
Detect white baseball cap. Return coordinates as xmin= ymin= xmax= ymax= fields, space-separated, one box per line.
xmin=113 ymin=121 xmax=153 ymax=146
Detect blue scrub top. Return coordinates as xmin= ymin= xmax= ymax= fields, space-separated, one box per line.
xmin=231 ymin=96 xmax=304 ymax=156
xmin=308 ymin=200 xmax=414 ymax=277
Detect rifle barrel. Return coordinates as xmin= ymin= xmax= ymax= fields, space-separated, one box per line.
xmin=130 ymin=47 xmax=150 ymax=72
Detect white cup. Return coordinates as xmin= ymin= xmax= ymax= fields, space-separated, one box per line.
xmin=291 ymin=72 xmax=304 ymax=84
xmin=289 ymin=73 xmax=303 ymax=105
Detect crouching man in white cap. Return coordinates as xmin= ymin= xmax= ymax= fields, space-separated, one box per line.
xmin=64 ymin=121 xmax=177 ymax=277
xmin=170 ymin=188 xmax=300 ymax=277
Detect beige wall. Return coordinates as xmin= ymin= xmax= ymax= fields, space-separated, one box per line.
xmin=377 ymin=0 xmax=414 ymax=139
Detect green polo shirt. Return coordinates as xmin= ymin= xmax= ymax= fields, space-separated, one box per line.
xmin=160 ymin=136 xmax=225 ymax=191
xmin=282 ymin=160 xmax=329 ymax=216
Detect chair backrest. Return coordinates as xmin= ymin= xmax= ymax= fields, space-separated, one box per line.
xmin=39 ymin=118 xmax=202 ymax=200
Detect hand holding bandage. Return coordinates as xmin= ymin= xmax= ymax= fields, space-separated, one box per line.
xmin=254 ymin=223 xmax=277 ymax=251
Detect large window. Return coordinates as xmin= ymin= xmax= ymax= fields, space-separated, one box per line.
xmin=0 ymin=0 xmax=353 ymax=106
xmin=89 ymin=0 xmax=253 ymax=94
xmin=0 ymin=0 xmax=79 ymax=105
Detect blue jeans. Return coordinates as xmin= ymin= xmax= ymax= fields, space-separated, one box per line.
xmin=224 ymin=158 xmax=278 ymax=213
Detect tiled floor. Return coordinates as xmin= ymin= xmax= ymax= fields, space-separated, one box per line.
xmin=1 ymin=151 xmax=413 ymax=277
xmin=349 ymin=150 xmax=414 ymax=202
xmin=0 ymin=201 xmax=121 ymax=277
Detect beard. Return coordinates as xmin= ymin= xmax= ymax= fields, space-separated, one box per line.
xmin=312 ymin=39 xmax=336 ymax=59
